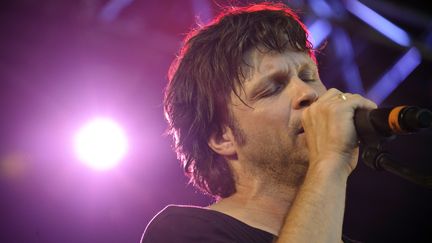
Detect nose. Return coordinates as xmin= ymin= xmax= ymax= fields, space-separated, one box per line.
xmin=292 ymin=81 xmax=319 ymax=109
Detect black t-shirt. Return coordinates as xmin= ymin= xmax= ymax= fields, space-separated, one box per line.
xmin=142 ymin=205 xmax=274 ymax=243
xmin=141 ymin=205 xmax=361 ymax=243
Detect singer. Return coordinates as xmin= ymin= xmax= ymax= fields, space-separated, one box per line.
xmin=141 ymin=2 xmax=376 ymax=243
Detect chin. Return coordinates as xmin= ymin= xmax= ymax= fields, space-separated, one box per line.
xmin=293 ymin=150 xmax=310 ymax=171
xmin=295 ymin=136 xmax=309 ymax=161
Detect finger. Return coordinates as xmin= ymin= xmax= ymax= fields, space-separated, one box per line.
xmin=331 ymin=92 xmax=353 ymax=102
xmin=317 ymin=88 xmax=344 ymax=102
xmin=342 ymin=94 xmax=377 ymax=110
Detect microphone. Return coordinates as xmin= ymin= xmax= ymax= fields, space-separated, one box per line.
xmin=355 ymin=106 xmax=432 ymax=187
xmin=354 ymin=106 xmax=432 ymax=142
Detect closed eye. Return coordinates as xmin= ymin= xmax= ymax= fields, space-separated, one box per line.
xmin=299 ymin=69 xmax=317 ymax=82
xmin=260 ymin=82 xmax=284 ymax=98
xmin=301 ymin=77 xmax=316 ymax=82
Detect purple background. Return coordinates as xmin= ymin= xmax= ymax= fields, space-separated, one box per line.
xmin=0 ymin=1 xmax=431 ymax=242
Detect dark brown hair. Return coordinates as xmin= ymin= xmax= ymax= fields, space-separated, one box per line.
xmin=164 ymin=2 xmax=314 ymax=198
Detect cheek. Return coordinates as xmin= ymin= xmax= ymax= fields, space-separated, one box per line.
xmin=316 ymin=82 xmax=327 ymax=95
xmin=232 ymin=96 xmax=295 ymax=135
xmin=247 ymin=113 xmax=297 ymax=141
xmin=254 ymin=110 xmax=292 ymax=130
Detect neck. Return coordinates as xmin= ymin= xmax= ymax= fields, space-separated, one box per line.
xmin=208 ymin=172 xmax=298 ymax=236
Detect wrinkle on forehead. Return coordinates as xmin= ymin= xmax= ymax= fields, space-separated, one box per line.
xmin=241 ymin=47 xmax=316 ymax=84
xmin=232 ymin=47 xmax=317 ymax=107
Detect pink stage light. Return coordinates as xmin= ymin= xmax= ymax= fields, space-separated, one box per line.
xmin=74 ymin=117 xmax=128 ymax=171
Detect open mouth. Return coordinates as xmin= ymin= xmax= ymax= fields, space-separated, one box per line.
xmin=297 ymin=128 xmax=305 ymax=134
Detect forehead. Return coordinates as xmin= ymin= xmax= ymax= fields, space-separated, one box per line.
xmin=242 ymin=48 xmax=317 ymax=81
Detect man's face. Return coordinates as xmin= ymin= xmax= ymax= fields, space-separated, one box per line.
xmin=229 ymin=48 xmax=327 ymax=187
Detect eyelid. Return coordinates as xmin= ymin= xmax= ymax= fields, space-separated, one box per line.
xmin=266 ymin=81 xmax=285 ymax=96
xmin=251 ymin=81 xmax=282 ymax=99
xmin=299 ymin=69 xmax=316 ymax=81
xmin=301 ymin=77 xmax=316 ymax=82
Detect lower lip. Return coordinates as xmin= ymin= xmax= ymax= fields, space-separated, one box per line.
xmin=296 ymin=133 xmax=306 ymax=144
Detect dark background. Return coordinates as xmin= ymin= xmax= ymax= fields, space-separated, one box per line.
xmin=0 ymin=0 xmax=431 ymax=242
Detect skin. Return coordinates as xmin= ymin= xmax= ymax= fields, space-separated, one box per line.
xmin=208 ymin=48 xmax=377 ymax=242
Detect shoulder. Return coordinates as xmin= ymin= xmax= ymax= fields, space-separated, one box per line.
xmin=145 ymin=205 xmax=221 ymax=230
xmin=141 ymin=205 xmax=236 ymax=243
xmin=141 ymin=204 xmax=274 ymax=243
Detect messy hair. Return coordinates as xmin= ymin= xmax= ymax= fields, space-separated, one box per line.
xmin=164 ymin=2 xmax=314 ymax=198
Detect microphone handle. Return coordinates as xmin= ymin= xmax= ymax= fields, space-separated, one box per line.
xmin=355 ymin=106 xmax=432 ymax=144
xmin=369 ymin=106 xmax=432 ymax=134
xmin=397 ymin=106 xmax=432 ymax=131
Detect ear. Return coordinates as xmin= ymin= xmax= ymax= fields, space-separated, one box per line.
xmin=208 ymin=126 xmax=236 ymax=157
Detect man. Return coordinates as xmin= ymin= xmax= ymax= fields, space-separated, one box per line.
xmin=142 ymin=2 xmax=376 ymax=242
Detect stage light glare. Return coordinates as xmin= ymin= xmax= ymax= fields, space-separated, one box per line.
xmin=74 ymin=118 xmax=128 ymax=171
xmin=308 ymin=19 xmax=332 ymax=48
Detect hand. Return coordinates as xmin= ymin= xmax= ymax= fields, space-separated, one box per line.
xmin=301 ymin=88 xmax=377 ymax=178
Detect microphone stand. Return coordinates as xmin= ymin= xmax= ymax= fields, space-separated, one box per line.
xmin=355 ymin=108 xmax=432 ymax=188
xmin=361 ymin=145 xmax=432 ymax=188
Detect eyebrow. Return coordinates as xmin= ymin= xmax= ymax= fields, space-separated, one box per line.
xmin=244 ymin=55 xmax=318 ymax=93
xmin=254 ymin=58 xmax=317 ymax=81
xmin=261 ymin=66 xmax=291 ymax=80
xmin=299 ymin=62 xmax=318 ymax=73
xmin=245 ymin=69 xmax=291 ymax=97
